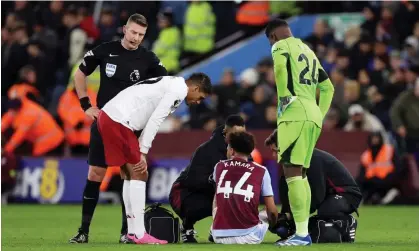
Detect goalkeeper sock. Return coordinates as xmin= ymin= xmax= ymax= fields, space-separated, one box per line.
xmin=286 ymin=176 xmax=309 ymax=237
xmin=130 ymin=180 xmax=146 ymax=238
xmin=80 ymin=180 xmax=101 ymax=234
xmin=303 ymin=177 xmax=311 ymax=219
xmin=122 ymin=180 xmax=134 ymax=234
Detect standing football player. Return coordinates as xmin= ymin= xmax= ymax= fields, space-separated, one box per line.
xmin=86 ymin=74 xmax=211 ymax=244
xmin=70 ymin=14 xmax=168 ymax=244
xmin=265 ymin=19 xmax=334 ymax=246
xmin=212 ymin=131 xmax=278 ymax=244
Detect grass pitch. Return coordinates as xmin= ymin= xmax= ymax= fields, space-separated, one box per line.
xmin=2 ymin=205 xmax=419 ymax=251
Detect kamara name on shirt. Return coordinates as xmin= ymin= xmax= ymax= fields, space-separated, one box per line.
xmin=225 ymin=161 xmax=254 ymax=171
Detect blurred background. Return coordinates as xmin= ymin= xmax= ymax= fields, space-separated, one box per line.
xmin=1 ymin=1 xmax=419 ymax=206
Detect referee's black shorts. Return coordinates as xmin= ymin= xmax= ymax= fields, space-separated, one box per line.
xmin=87 ymin=120 xmax=107 ymax=168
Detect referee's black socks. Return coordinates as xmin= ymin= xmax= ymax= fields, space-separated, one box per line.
xmin=80 ymin=180 xmax=101 ymax=233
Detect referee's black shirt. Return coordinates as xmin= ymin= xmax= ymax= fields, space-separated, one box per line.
xmin=79 ymin=40 xmax=168 ymax=108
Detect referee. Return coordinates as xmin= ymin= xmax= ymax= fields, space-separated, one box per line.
xmin=69 ymin=14 xmax=167 ymax=244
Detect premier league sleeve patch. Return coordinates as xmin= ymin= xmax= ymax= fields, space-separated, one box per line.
xmin=105 ymin=63 xmax=117 ymax=77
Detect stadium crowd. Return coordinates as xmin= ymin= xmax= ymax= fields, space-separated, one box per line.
xmin=1 ymin=1 xmax=419 ymax=160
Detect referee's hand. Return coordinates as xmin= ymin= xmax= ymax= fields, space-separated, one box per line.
xmin=85 ymin=107 xmax=100 ymax=120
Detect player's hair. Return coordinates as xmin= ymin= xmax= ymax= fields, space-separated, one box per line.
xmin=127 ymin=13 xmax=148 ymax=27
xmin=265 ymin=19 xmax=289 ymax=38
xmin=264 ymin=129 xmax=278 ymax=147
xmin=225 ymin=115 xmax=245 ymax=128
xmin=229 ymin=131 xmax=255 ymax=156
xmin=187 ymin=72 xmax=212 ymax=95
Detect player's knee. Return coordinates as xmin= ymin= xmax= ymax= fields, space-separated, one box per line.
xmin=88 ymin=166 xmax=107 ymax=182
xmin=283 ymin=165 xmax=303 ymax=178
xmin=131 ymin=170 xmax=148 ymax=181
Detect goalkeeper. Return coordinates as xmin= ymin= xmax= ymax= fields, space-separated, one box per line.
xmin=265 ymin=19 xmax=334 ymax=246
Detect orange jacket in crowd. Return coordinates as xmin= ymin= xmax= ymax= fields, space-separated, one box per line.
xmin=1 ymin=99 xmax=65 ymax=156
xmin=236 ymin=1 xmax=270 ymax=26
xmin=58 ymin=89 xmax=97 ymax=147
xmin=251 ymin=148 xmax=263 ymax=165
xmin=8 ymin=82 xmax=40 ymax=100
xmin=361 ymin=144 xmax=395 ymax=180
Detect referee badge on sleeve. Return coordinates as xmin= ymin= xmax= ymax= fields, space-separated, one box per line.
xmin=106 ymin=63 xmax=117 ymax=77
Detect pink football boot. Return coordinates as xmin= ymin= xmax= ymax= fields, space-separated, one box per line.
xmin=127 ymin=233 xmax=168 ymax=245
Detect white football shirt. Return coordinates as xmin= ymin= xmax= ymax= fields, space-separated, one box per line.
xmin=102 ymin=76 xmax=188 ymax=154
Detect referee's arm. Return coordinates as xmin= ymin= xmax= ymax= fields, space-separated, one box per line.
xmin=75 ymin=48 xmax=102 ymax=116
xmin=146 ymin=52 xmax=168 ymax=78
xmin=75 ymin=49 xmax=100 ymax=99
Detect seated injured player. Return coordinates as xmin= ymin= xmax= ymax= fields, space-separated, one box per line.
xmin=211 ymin=131 xmax=278 ymax=244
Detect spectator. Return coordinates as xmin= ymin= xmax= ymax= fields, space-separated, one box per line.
xmin=360 ymin=6 xmax=378 ymax=37
xmin=237 ymin=68 xmax=259 ymax=104
xmin=61 ymin=7 xmax=87 ymax=70
xmin=26 ymin=40 xmax=49 ymax=97
xmin=357 ymin=132 xmax=402 ymax=205
xmin=350 ymin=34 xmax=374 ymax=75
xmin=320 ymin=44 xmax=338 ymax=74
xmin=367 ymin=86 xmax=392 ymax=130
xmin=405 ymin=66 xmax=419 ymax=89
xmin=31 ymin=19 xmax=58 ymax=59
xmin=212 ymin=68 xmax=240 ymax=121
xmin=153 ymin=9 xmax=181 ymax=74
xmin=375 ymin=7 xmax=399 ymax=48
xmin=387 ymin=68 xmax=407 ymax=103
xmin=4 ymin=12 xmax=19 ymax=30
xmin=344 ymin=104 xmax=386 ymax=137
xmin=236 ymin=1 xmax=269 ymax=35
xmin=330 ymin=68 xmax=347 ymax=108
xmin=13 ymin=1 xmax=35 ymax=34
xmin=390 ymin=79 xmax=419 ymax=154
xmin=394 ymin=1 xmax=419 ymax=45
xmin=264 ymin=105 xmax=277 ymax=129
xmin=258 ymin=67 xmax=276 ymax=103
xmin=183 ymin=1 xmax=216 ymax=57
xmin=389 ymin=50 xmax=404 ymax=71
xmin=323 ymin=107 xmax=342 ymax=131
xmin=1 ymin=98 xmax=65 ymax=157
xmin=305 ymin=18 xmax=335 ymax=56
xmin=7 ymin=65 xmax=41 ymax=102
xmin=188 ymin=102 xmax=216 ymax=130
xmin=41 ymin=0 xmax=64 ymax=34
xmin=335 ymin=49 xmax=353 ymax=78
xmin=2 ymin=24 xmax=29 ymax=93
xmin=369 ymin=55 xmax=391 ymax=89
xmin=98 ymin=8 xmax=118 ymax=44
xmin=343 ymin=80 xmax=364 ymax=107
xmin=240 ymin=85 xmax=270 ymax=129
xmin=57 ymin=88 xmax=96 ymax=155
xmin=78 ymin=7 xmax=100 ymax=46
xmin=403 ymin=36 xmax=419 ymax=67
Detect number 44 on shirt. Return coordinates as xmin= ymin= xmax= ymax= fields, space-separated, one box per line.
xmin=217 ymin=170 xmax=255 ymax=202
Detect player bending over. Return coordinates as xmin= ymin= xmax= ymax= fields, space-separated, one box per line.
xmin=265 ymin=19 xmax=334 ymax=246
xmin=211 ymin=131 xmax=278 ymax=244
xmin=93 ymin=74 xmax=211 ymax=244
